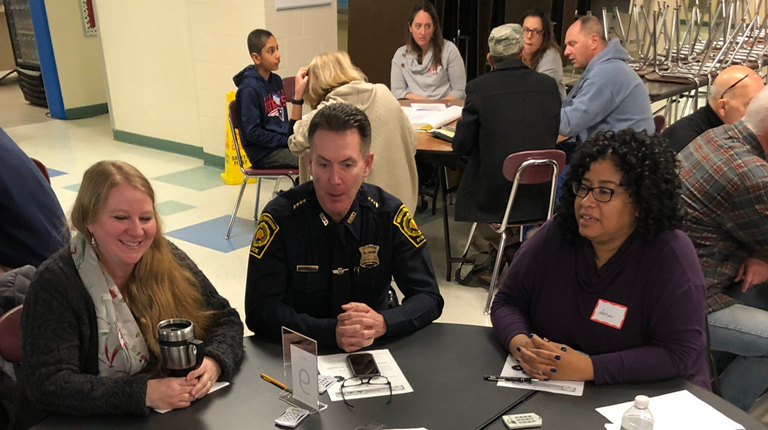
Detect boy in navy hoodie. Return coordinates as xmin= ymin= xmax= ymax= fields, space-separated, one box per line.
xmin=233 ymin=29 xmax=299 ymax=168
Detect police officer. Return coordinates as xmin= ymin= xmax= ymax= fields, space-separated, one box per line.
xmin=245 ymin=102 xmax=443 ymax=352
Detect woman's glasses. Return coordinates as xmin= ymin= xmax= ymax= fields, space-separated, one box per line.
xmin=522 ymin=27 xmax=544 ymax=36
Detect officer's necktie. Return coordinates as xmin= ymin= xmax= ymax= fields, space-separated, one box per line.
xmin=329 ymin=223 xmax=352 ymax=316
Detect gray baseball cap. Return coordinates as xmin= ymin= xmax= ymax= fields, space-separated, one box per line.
xmin=488 ymin=23 xmax=524 ymax=57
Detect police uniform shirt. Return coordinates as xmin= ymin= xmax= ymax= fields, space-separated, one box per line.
xmin=245 ymin=181 xmax=444 ymax=346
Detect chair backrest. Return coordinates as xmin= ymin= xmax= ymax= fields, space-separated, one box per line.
xmin=498 ymin=149 xmax=566 ymax=229
xmin=227 ymin=99 xmax=248 ymax=172
xmin=31 ymin=157 xmax=51 ymax=184
xmin=502 ymin=150 xmax=566 ymax=184
xmin=282 ymin=76 xmax=296 ymax=101
xmin=0 ymin=305 xmax=23 ymax=363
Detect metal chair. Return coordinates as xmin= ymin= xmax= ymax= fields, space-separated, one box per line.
xmin=472 ymin=150 xmax=565 ymax=315
xmin=225 ymin=100 xmax=298 ymax=239
xmin=0 ymin=305 xmax=23 ymax=363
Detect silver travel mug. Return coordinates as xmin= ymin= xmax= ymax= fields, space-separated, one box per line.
xmin=157 ymin=318 xmax=205 ymax=377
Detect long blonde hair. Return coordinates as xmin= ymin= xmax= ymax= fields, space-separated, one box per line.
xmin=305 ymin=52 xmax=367 ymax=109
xmin=71 ymin=160 xmax=213 ymax=377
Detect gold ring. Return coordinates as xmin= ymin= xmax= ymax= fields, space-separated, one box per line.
xmin=538 ymin=370 xmax=543 ymax=376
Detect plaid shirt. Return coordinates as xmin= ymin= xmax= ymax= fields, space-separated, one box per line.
xmin=678 ymin=121 xmax=768 ymax=313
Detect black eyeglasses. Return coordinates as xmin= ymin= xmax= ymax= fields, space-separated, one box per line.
xmin=522 ymin=27 xmax=544 ymax=36
xmin=340 ymin=375 xmax=392 ymax=408
xmin=572 ymin=182 xmax=617 ymax=203
xmin=719 ymin=74 xmax=750 ymax=100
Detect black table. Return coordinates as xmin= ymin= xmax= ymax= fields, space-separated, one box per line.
xmin=33 ymin=323 xmax=531 ymax=430
xmin=485 ymin=378 xmax=767 ymax=430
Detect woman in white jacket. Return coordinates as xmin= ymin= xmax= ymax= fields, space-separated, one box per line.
xmin=289 ymin=52 xmax=419 ymax=212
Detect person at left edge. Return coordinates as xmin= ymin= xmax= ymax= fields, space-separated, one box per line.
xmin=245 ymin=102 xmax=443 ymax=352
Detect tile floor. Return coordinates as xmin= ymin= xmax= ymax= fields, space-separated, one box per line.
xmin=3 ymin=72 xmax=767 ymax=424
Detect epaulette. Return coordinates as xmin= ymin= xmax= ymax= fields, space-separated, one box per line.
xmin=292 ymin=198 xmax=308 ymax=210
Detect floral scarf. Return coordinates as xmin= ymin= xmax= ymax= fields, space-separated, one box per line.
xmin=70 ymin=231 xmax=148 ymax=377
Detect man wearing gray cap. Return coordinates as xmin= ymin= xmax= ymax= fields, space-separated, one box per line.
xmin=453 ymin=23 xmax=561 ymax=251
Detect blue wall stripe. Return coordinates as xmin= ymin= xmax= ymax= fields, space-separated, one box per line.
xmin=28 ymin=0 xmax=65 ymax=119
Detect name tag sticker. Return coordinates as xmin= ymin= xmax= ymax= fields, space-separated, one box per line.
xmin=590 ymin=299 xmax=628 ymax=329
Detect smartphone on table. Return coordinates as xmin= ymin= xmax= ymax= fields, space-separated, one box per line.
xmin=346 ymin=353 xmax=379 ymax=377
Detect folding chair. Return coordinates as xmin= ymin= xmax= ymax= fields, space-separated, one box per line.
xmin=0 ymin=305 xmax=22 ymax=364
xmin=467 ymin=150 xmax=565 ymax=315
xmin=225 ymin=100 xmax=298 ymax=239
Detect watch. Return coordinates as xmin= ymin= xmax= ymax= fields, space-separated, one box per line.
xmin=291 ymin=98 xmax=304 ymax=105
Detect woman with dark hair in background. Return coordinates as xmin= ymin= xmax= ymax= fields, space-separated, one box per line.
xmin=390 ymin=0 xmax=466 ymax=100
xmin=491 ymin=129 xmax=710 ymax=389
xmin=520 ymin=8 xmax=566 ymax=98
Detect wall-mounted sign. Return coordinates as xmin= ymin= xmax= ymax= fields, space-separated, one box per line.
xmin=276 ymin=0 xmax=331 ymax=11
xmin=80 ymin=0 xmax=97 ymax=37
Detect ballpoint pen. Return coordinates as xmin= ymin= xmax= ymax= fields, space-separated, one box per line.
xmin=260 ymin=373 xmax=293 ymax=394
xmin=483 ymin=375 xmax=541 ymax=383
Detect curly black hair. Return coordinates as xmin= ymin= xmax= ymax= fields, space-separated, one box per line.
xmin=555 ymin=129 xmax=684 ymax=243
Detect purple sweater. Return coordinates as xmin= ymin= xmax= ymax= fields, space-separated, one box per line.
xmin=491 ymin=219 xmax=711 ymax=389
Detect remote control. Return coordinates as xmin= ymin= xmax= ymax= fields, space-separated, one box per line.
xmin=318 ymin=375 xmax=340 ymax=394
xmin=274 ymin=406 xmax=309 ymax=428
xmin=502 ymin=413 xmax=542 ymax=429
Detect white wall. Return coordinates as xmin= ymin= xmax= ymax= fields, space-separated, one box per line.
xmin=94 ymin=0 xmax=337 ymax=162
xmin=45 ymin=0 xmax=107 ymax=111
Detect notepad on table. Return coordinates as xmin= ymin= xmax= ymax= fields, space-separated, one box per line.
xmin=402 ymin=105 xmax=462 ymax=131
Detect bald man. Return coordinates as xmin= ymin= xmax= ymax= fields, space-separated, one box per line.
xmin=679 ymin=85 xmax=768 ymax=411
xmin=662 ymin=65 xmax=765 ymax=153
xmin=560 ymin=16 xmax=653 ymax=142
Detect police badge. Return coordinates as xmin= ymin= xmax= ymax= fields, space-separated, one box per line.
xmin=359 ymin=244 xmax=380 ymax=268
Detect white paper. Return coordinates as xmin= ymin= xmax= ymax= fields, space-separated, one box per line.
xmin=410 ymin=103 xmax=447 ymax=111
xmin=497 ymin=355 xmax=584 ymax=396
xmin=605 ymin=424 xmax=618 ymax=430
xmin=402 ymin=105 xmax=462 ymax=130
xmin=317 ymin=349 xmax=413 ymax=402
xmin=596 ymin=390 xmax=745 ymax=430
xmin=291 ymin=344 xmax=319 ymax=409
xmin=153 ymin=381 xmax=230 ymax=414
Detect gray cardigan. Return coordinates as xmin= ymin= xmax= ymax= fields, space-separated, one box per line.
xmin=12 ymin=241 xmax=244 ymax=430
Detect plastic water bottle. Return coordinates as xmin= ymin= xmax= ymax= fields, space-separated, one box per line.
xmin=620 ymin=395 xmax=654 ymax=430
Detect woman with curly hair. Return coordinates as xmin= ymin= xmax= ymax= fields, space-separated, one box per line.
xmin=490 ymin=129 xmax=711 ymax=388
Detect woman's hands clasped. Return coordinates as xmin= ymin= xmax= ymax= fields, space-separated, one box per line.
xmin=509 ymin=334 xmax=594 ymax=382
xmin=145 ymin=357 xmax=222 ymax=410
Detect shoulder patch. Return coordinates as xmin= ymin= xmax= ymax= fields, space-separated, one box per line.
xmin=250 ymin=213 xmax=279 ymax=259
xmin=393 ymin=205 xmax=425 ymax=247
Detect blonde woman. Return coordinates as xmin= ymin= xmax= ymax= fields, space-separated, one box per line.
xmin=289 ymin=52 xmax=418 ymax=212
xmin=14 ymin=161 xmax=243 ymax=430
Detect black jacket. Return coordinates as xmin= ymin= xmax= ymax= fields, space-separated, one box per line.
xmin=12 ymin=242 xmax=244 ymax=430
xmin=233 ymin=65 xmax=290 ymax=167
xmin=661 ymin=103 xmax=723 ymax=154
xmin=245 ymin=182 xmax=444 ymax=346
xmin=452 ymin=59 xmax=561 ymax=223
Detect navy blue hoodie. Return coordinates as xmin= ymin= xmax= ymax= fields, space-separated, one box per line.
xmin=233 ymin=65 xmax=290 ymax=167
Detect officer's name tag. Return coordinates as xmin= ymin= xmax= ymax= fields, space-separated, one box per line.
xmin=296 ymin=265 xmax=319 ymax=273
xmin=590 ymin=299 xmax=627 ymax=329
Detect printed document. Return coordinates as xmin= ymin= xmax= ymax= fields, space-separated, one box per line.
xmin=317 ymin=349 xmax=413 ymax=402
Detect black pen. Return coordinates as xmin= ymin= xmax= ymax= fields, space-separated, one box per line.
xmin=483 ymin=375 xmax=541 ymax=383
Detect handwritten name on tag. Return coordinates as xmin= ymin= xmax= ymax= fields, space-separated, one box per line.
xmin=590 ymin=299 xmax=628 ymax=329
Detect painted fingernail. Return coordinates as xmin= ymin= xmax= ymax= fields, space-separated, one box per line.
xmin=516 ymin=347 xmax=521 ymax=352
xmin=550 ymin=368 xmax=557 ymax=373
xmin=544 ymin=378 xmax=550 ymax=381
xmin=521 ymin=369 xmax=528 ymax=374
xmin=561 ymin=346 xmax=567 ymax=352
xmin=528 ymin=333 xmax=534 ymax=338
xmin=554 ymin=355 xmax=561 ymax=360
